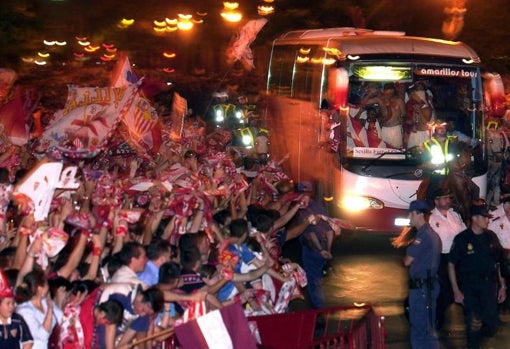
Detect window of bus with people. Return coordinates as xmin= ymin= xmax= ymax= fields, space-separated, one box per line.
xmin=263 ymin=30 xmax=489 ymax=232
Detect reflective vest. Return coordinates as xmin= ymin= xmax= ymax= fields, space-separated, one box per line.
xmin=423 ymin=137 xmax=455 ymax=175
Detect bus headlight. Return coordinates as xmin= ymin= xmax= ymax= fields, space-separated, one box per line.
xmin=341 ymin=195 xmax=384 ymax=211
xmin=235 ymin=110 xmax=243 ymax=119
xmin=394 ymin=218 xmax=410 ymax=226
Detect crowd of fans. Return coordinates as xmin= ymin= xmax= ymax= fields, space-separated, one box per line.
xmin=0 ymin=124 xmax=341 ymax=349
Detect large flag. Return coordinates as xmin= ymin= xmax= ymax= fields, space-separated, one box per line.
xmin=226 ymin=18 xmax=267 ymax=70
xmin=35 ymin=85 xmax=138 ymax=157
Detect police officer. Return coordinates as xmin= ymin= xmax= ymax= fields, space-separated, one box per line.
xmin=448 ymin=201 xmax=507 ymax=349
xmin=404 ymin=200 xmax=441 ymax=349
xmin=429 ymin=186 xmax=466 ymax=330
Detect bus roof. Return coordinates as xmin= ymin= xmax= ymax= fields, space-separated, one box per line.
xmin=273 ymin=27 xmax=480 ymax=62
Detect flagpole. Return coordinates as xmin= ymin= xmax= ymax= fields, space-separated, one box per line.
xmin=127 ymin=327 xmax=175 ymax=348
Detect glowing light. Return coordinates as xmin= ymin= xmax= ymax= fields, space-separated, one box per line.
xmin=197 ymin=12 xmax=207 ymax=16
xmin=103 ymin=53 xmax=116 ymax=59
xmin=75 ymin=36 xmax=87 ymax=41
xmin=177 ymin=14 xmax=194 ymax=31
xmin=299 ymin=48 xmax=311 ymax=54
xmin=78 ymin=40 xmax=91 ymax=46
xmin=223 ymin=2 xmax=239 ymax=10
xmin=296 ymin=56 xmax=310 ymax=63
xmin=154 ymin=20 xmax=167 ymax=27
xmin=21 ymin=57 xmax=34 ymax=63
xmin=353 ymin=66 xmax=412 ymax=81
xmin=153 ymin=27 xmax=167 ymax=33
xmin=43 ymin=40 xmax=56 ymax=46
xmin=163 ymin=52 xmax=176 ymax=58
xmin=166 ymin=26 xmax=178 ymax=32
xmin=163 ymin=68 xmax=175 ymax=73
xmin=258 ymin=5 xmax=274 ymax=15
xmin=322 ymin=58 xmax=336 ymax=65
xmin=73 ymin=52 xmax=85 ymax=58
xmin=102 ymin=43 xmax=115 ymax=49
xmin=221 ymin=11 xmax=242 ymax=22
xmin=121 ymin=18 xmax=135 ymax=26
xmin=55 ymin=41 xmax=67 ymax=46
xmin=323 ymin=47 xmax=341 ymax=55
xmin=84 ymin=45 xmax=100 ymax=52
xmin=192 ymin=19 xmax=204 ymax=24
xmin=165 ymin=18 xmax=178 ymax=25
xmin=106 ymin=47 xmax=118 ymax=53
xmin=34 ymin=60 xmax=47 ymax=66
xmin=177 ymin=21 xmax=194 ymax=31
xmin=37 ymin=52 xmax=50 ymax=58
xmin=100 ymin=56 xmax=112 ymax=62
xmin=341 ymin=195 xmax=384 ymax=211
xmin=263 ymin=0 xmax=274 ymax=3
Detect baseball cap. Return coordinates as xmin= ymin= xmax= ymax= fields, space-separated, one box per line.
xmin=408 ymin=200 xmax=430 ymax=213
xmin=470 ymin=203 xmax=493 ymax=218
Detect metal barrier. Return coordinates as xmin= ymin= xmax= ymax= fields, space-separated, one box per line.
xmin=248 ymin=305 xmax=386 ymax=349
xmin=156 ymin=304 xmax=385 ymax=349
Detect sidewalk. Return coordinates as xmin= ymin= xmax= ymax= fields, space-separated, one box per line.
xmin=380 ymin=304 xmax=510 ymax=349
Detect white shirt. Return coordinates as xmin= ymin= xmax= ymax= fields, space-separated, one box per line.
xmin=111 ymin=265 xmax=148 ymax=290
xmin=429 ymin=207 xmax=466 ymax=253
xmin=488 ymin=213 xmax=510 ymax=249
xmin=16 ymin=299 xmax=63 ymax=349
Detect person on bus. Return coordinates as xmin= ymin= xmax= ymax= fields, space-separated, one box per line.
xmin=418 ymin=121 xmax=460 ymax=206
xmin=380 ymin=82 xmax=405 ymax=148
xmin=405 ymin=82 xmax=435 ymax=148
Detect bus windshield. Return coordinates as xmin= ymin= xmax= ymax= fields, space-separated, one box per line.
xmin=345 ymin=64 xmax=483 ymax=158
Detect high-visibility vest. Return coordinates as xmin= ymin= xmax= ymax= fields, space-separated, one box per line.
xmin=423 ymin=137 xmax=455 ymax=175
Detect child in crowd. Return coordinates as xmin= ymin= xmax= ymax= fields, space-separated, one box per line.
xmin=0 ymin=269 xmax=33 ymax=349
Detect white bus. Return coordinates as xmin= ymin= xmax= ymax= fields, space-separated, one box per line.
xmin=262 ymin=27 xmax=492 ymax=233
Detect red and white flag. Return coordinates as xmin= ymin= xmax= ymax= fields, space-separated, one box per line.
xmin=120 ymin=93 xmax=162 ymax=154
xmin=111 ymin=52 xmax=138 ymax=88
xmin=175 ymin=303 xmax=257 ymax=349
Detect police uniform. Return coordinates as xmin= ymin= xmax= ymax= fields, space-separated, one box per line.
xmin=449 ymin=224 xmax=504 ymax=348
xmin=429 ymin=192 xmax=466 ymax=330
xmin=406 ymin=201 xmax=441 ymax=349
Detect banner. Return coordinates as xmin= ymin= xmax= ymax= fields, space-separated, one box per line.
xmin=36 ymin=85 xmax=138 ymax=157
